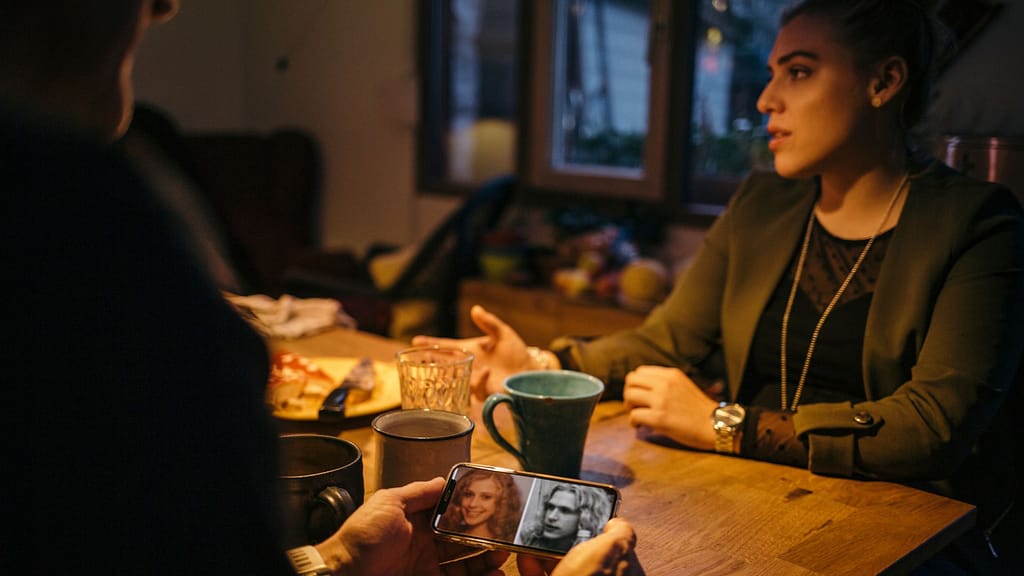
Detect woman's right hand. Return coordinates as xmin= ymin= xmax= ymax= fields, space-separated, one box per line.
xmin=412 ymin=305 xmax=543 ymax=401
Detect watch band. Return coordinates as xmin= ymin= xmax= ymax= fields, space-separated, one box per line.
xmin=712 ymin=402 xmax=745 ymax=454
xmin=714 ymin=423 xmax=738 ymax=454
xmin=286 ymin=545 xmax=332 ymax=576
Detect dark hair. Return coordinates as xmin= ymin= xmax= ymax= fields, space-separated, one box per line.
xmin=437 ymin=469 xmax=523 ymax=540
xmin=781 ymin=0 xmax=954 ymax=131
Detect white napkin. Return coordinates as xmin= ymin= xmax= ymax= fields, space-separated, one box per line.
xmin=224 ymin=293 xmax=357 ymax=339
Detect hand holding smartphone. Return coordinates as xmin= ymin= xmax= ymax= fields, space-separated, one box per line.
xmin=431 ymin=463 xmax=622 ymax=559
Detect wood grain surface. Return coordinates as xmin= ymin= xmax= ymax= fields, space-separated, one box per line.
xmin=273 ymin=328 xmax=975 ymax=575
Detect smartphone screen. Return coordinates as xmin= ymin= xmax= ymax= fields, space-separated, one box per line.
xmin=431 ymin=463 xmax=621 ymax=558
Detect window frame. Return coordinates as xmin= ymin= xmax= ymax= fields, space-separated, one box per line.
xmin=524 ymin=0 xmax=671 ymax=203
xmin=416 ymin=0 xmax=748 ymax=224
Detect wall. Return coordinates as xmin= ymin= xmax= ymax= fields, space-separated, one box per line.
xmin=928 ymin=0 xmax=1024 ymax=135
xmin=134 ymin=0 xmax=453 ymax=256
xmin=132 ymin=0 xmax=1024 ymax=260
xmin=134 ymin=0 xmax=246 ymax=131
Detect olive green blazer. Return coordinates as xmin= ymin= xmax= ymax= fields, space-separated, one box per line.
xmin=556 ymin=161 xmax=1024 ymax=481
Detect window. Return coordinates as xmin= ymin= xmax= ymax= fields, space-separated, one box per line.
xmin=419 ymin=0 xmax=520 ymax=192
xmin=685 ymin=0 xmax=787 ymax=209
xmin=527 ymin=0 xmax=669 ymax=201
xmin=419 ymin=0 xmax=789 ymax=212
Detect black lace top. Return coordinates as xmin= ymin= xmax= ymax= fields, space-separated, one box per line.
xmin=738 ymin=218 xmax=895 ymax=466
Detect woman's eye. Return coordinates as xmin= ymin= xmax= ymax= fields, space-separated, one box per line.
xmin=788 ymin=66 xmax=810 ymax=80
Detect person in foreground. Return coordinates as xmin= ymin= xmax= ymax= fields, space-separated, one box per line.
xmin=416 ymin=0 xmax=1023 ymax=572
xmin=2 ymin=1 xmax=642 ymax=575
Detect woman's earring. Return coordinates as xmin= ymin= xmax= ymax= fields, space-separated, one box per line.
xmin=872 ymin=96 xmax=883 ymax=108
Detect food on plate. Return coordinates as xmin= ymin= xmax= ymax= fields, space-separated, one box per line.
xmin=266 ymin=352 xmax=375 ymax=413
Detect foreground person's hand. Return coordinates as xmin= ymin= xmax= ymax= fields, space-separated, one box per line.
xmin=517 ymin=518 xmax=644 ymax=576
xmin=314 ymin=478 xmax=507 ymax=576
xmin=413 ymin=305 xmax=551 ymax=401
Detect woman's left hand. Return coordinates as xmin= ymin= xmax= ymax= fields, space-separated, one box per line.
xmin=622 ymin=365 xmax=720 ymax=451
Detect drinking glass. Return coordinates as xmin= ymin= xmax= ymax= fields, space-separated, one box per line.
xmin=395 ymin=346 xmax=473 ymax=414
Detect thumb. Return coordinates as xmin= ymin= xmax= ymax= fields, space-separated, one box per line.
xmin=384 ymin=477 xmax=446 ymax=514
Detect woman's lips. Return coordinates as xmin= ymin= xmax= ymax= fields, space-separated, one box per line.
xmin=767 ymin=128 xmax=790 ymax=153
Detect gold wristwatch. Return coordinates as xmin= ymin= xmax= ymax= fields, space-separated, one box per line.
xmin=711 ymin=402 xmax=746 ymax=454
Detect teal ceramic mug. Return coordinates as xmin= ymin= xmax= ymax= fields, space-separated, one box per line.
xmin=482 ymin=370 xmax=605 ymax=478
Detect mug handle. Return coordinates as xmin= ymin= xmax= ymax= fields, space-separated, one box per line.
xmin=482 ymin=393 xmax=527 ymax=469
xmin=308 ymin=486 xmax=356 ymax=542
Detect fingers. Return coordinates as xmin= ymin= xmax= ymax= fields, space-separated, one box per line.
xmin=384 ymin=477 xmax=446 ymax=513
xmin=548 ymin=519 xmax=640 ymax=576
xmin=601 ymin=518 xmax=637 ymax=549
xmin=627 ymin=407 xmax=654 ymax=429
xmin=622 ymin=370 xmax=654 ymax=409
xmin=470 ymin=305 xmax=508 ymax=340
xmin=471 ymin=367 xmax=492 ymax=401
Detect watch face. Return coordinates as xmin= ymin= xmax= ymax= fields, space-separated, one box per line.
xmin=715 ymin=405 xmax=745 ymax=427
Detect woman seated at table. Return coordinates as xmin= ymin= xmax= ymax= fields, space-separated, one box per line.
xmin=437 ymin=467 xmax=524 ymax=541
xmin=416 ymin=0 xmax=1023 ymax=572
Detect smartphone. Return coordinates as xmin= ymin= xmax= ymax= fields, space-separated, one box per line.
xmin=431 ymin=463 xmax=622 ymax=559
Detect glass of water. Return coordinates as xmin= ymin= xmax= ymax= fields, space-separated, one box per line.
xmin=395 ymin=346 xmax=474 ymax=414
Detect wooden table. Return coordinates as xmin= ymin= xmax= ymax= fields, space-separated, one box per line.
xmin=272 ymin=328 xmax=976 ymax=575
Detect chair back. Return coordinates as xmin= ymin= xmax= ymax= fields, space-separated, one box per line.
xmin=386 ymin=174 xmax=518 ymax=334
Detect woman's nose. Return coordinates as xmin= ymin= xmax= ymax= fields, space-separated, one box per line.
xmin=756 ymin=81 xmax=777 ymax=115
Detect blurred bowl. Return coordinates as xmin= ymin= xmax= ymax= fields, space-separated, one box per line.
xmin=479 ymin=251 xmax=522 ymax=283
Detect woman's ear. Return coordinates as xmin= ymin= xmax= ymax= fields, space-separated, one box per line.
xmin=868 ymin=56 xmax=908 ymax=108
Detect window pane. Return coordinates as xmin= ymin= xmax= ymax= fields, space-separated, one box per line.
xmin=686 ymin=0 xmax=788 ymax=207
xmin=549 ymin=0 xmax=651 ymax=176
xmin=421 ymin=0 xmax=518 ymax=189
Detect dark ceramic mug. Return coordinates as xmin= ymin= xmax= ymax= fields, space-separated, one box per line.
xmin=482 ymin=370 xmax=604 ymax=478
xmin=277 ymin=434 xmax=364 ymax=548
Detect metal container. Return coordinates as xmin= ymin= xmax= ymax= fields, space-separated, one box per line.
xmin=936 ymin=135 xmax=1024 ymax=203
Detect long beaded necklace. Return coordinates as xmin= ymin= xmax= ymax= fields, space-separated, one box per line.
xmin=779 ymin=174 xmax=909 ymax=411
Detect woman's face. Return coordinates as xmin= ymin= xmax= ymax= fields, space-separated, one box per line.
xmin=459 ymin=477 xmax=501 ymax=528
xmin=756 ymin=13 xmax=875 ymax=179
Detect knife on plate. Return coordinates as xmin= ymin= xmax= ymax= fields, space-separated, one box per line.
xmin=318 ymin=357 xmax=376 ymax=420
